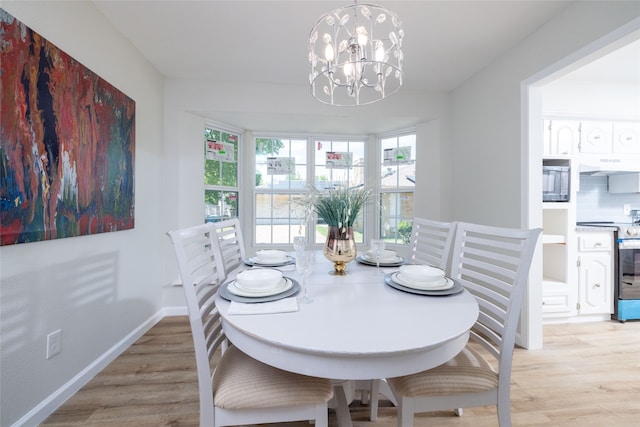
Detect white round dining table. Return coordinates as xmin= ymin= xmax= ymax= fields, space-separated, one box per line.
xmin=216 ymin=251 xmax=479 ymax=382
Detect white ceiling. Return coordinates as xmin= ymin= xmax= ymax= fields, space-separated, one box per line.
xmin=92 ymin=1 xmax=638 ymax=133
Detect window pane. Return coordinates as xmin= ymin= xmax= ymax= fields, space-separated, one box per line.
xmin=255 ymin=193 xmax=306 ymax=244
xmin=256 ymin=138 xmax=307 ymax=190
xmin=205 ymin=130 xmax=238 ymax=187
xmin=315 ymin=139 xmax=365 ymax=190
xmin=380 ymin=135 xmax=416 ymax=189
xmin=380 ymin=192 xmax=414 ymax=244
xmin=205 ymin=190 xmax=238 ymax=222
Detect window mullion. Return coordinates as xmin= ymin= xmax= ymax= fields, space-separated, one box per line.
xmin=307 ymin=137 xmax=317 ymax=243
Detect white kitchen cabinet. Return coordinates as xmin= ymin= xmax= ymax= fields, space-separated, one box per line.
xmin=579 ymin=121 xmax=613 ymax=154
xmin=544 ymin=119 xmax=579 ymax=156
xmin=544 ymin=225 xmax=615 ymax=323
xmin=542 ymin=272 xmax=578 ymax=317
xmin=546 ymin=118 xmax=640 ymax=158
xmin=613 ymin=122 xmax=640 ymax=155
xmin=578 ymin=253 xmax=612 ymax=314
xmin=578 ymin=231 xmax=613 ymax=252
xmin=576 ymin=232 xmax=614 ymax=316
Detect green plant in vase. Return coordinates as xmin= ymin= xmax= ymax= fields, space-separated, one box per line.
xmin=311 ymin=184 xmax=371 ymax=275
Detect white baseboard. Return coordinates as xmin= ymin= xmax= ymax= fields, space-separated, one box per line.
xmin=13 ymin=309 xmax=167 ymax=427
xmin=163 ymin=306 xmax=188 ymax=316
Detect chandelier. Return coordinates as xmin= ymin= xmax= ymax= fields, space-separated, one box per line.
xmin=308 ymin=1 xmax=404 ymax=106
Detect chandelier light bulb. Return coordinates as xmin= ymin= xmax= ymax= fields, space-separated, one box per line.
xmin=308 ymin=1 xmax=404 ymax=106
xmin=325 ymin=44 xmax=335 ymax=62
xmin=356 ymin=26 xmax=368 ymax=48
xmin=343 ymin=61 xmax=354 ymax=78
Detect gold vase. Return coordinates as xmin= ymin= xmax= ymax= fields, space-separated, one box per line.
xmin=323 ymin=226 xmax=357 ymax=275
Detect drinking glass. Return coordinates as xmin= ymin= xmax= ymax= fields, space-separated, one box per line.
xmin=371 ymin=239 xmax=386 ymax=276
xmin=293 ymin=236 xmax=306 ymax=255
xmin=296 ymin=251 xmax=315 ymax=304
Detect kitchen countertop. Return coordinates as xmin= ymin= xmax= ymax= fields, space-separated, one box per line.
xmin=576 ymin=225 xmax=618 ymax=232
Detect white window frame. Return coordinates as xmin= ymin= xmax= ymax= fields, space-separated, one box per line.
xmin=252 ymin=134 xmax=370 ymax=247
xmin=204 ymin=122 xmax=242 ymax=224
xmin=377 ymin=130 xmax=417 ymax=246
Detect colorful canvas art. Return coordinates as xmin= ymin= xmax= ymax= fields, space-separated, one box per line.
xmin=0 ymin=10 xmax=135 ymax=245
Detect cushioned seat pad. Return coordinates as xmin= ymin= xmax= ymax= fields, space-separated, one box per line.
xmin=213 ymin=345 xmax=334 ymax=409
xmin=388 ymin=345 xmax=498 ymax=397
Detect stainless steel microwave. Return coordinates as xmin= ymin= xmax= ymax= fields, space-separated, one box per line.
xmin=543 ymin=165 xmax=570 ymax=202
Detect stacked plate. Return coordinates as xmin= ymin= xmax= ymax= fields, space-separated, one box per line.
xmin=357 ymin=249 xmax=405 ymax=266
xmin=220 ymin=268 xmax=300 ymax=302
xmin=395 ymin=265 xmax=452 ymax=289
xmin=244 ymin=249 xmax=295 ymax=267
xmin=385 ymin=265 xmax=463 ymax=296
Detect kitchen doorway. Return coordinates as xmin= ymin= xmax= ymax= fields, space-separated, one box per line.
xmin=523 ymin=22 xmax=640 ymax=349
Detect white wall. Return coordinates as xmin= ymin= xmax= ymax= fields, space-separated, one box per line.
xmin=0 ymin=2 xmax=165 ymax=425
xmin=543 ymin=79 xmax=640 ymax=120
xmin=450 ymin=1 xmax=640 ymax=349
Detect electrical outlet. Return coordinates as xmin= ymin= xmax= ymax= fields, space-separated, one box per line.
xmin=624 ymin=204 xmax=631 ymax=216
xmin=46 ymin=329 xmax=62 ymax=359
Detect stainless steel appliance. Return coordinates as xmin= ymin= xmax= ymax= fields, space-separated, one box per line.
xmin=616 ymin=222 xmax=640 ymax=321
xmin=576 ymin=221 xmax=640 ymax=321
xmin=543 ymin=164 xmax=570 ymax=202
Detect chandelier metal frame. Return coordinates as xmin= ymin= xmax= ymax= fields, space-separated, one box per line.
xmin=308 ymin=1 xmax=404 ymax=106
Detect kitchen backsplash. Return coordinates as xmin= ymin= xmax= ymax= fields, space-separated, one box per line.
xmin=577 ymin=175 xmax=640 ymax=223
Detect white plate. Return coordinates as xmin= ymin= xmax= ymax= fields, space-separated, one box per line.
xmin=249 ymin=256 xmax=292 ymax=266
xmin=254 ymin=250 xmax=288 ymax=264
xmin=227 ymin=278 xmax=293 ymax=297
xmin=396 ymin=271 xmax=446 ymax=286
xmin=393 ymin=273 xmax=454 ymax=290
xmin=385 ymin=274 xmax=463 ymax=297
xmin=362 ymin=253 xmax=403 ymax=263
xmin=235 ymin=278 xmax=284 ymax=293
xmin=236 ymin=268 xmax=282 ymax=290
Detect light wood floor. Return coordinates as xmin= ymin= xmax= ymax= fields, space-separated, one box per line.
xmin=41 ymin=316 xmax=640 ymax=426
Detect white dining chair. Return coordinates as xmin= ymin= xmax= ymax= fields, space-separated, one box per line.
xmin=167 ymin=223 xmax=333 ymax=427
xmin=212 ymin=218 xmax=247 ymax=280
xmin=408 ymin=217 xmax=458 ymax=273
xmin=360 ymin=218 xmax=458 ymax=419
xmin=386 ymin=221 xmax=542 ymax=427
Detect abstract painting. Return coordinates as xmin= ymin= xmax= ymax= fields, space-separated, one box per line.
xmin=0 ymin=10 xmax=135 ymax=245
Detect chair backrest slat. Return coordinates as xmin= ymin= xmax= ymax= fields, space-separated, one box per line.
xmin=449 ymin=222 xmax=541 ymax=385
xmin=213 ymin=218 xmax=246 ymax=279
xmin=408 ymin=218 xmax=457 ymax=273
